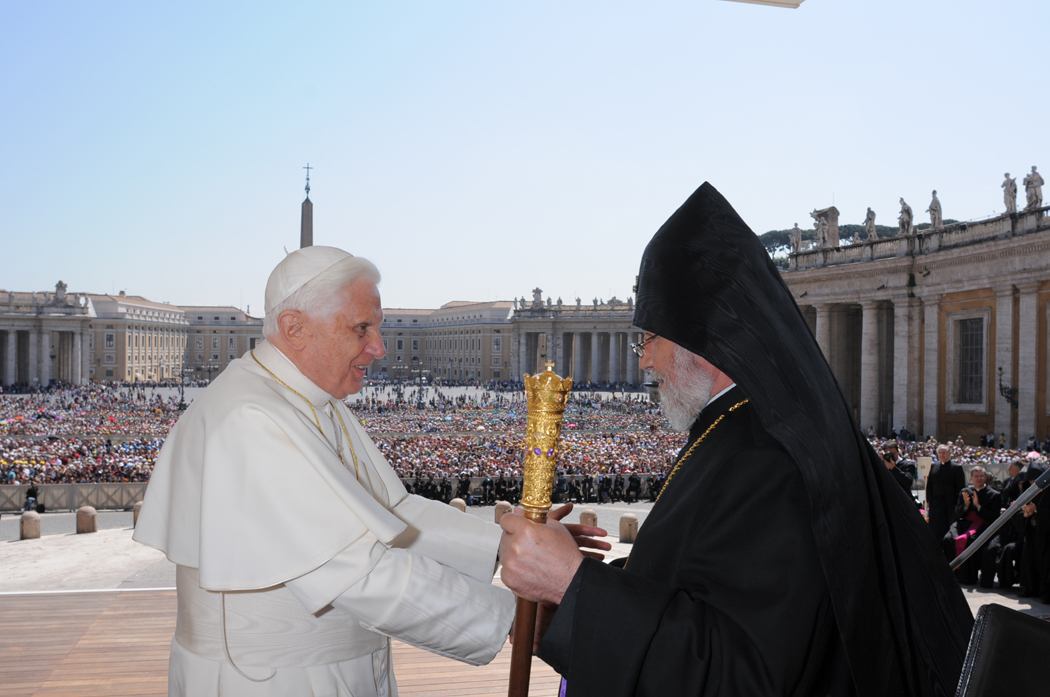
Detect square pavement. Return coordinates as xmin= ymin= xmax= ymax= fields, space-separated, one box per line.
xmin=1 ymin=504 xmax=1046 ymax=697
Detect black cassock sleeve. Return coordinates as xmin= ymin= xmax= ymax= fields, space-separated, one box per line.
xmin=540 ymin=446 xmax=850 ymax=697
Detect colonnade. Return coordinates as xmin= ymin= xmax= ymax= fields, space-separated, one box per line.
xmin=0 ymin=326 xmax=90 ymax=387
xmin=806 ymin=298 xmax=920 ymax=439
xmin=800 ymin=281 xmax=1046 ymax=448
xmin=517 ymin=329 xmax=642 ymax=385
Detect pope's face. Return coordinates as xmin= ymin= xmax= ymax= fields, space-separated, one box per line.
xmin=298 ymin=277 xmax=386 ymax=398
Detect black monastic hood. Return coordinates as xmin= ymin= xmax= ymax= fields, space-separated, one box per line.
xmin=634 ymin=182 xmax=973 ymax=697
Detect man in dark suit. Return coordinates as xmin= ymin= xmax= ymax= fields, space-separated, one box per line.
xmin=580 ymin=473 xmax=593 ymax=503
xmin=927 ymin=443 xmax=967 ymax=542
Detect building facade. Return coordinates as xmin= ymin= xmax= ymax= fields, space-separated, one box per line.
xmin=1 ymin=285 xmax=264 ymax=386
xmin=371 ymin=294 xmax=643 ymax=386
xmin=181 ymin=306 xmax=263 ymax=382
xmin=510 ymin=290 xmax=640 ymax=385
xmin=0 ymin=282 xmax=94 ymax=387
xmin=88 ymin=292 xmax=189 ymax=383
xmin=784 ymin=206 xmax=1050 ymax=448
xmin=373 ymin=301 xmax=517 ymax=383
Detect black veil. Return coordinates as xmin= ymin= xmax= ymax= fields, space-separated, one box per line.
xmin=633 ymin=182 xmax=973 ymax=697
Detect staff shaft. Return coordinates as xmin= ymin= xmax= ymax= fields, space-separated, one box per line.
xmin=507 ymin=508 xmax=549 ymax=697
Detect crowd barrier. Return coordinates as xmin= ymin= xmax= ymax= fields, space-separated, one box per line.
xmin=0 ymin=482 xmax=148 ymax=513
xmin=0 ymin=475 xmax=671 ymax=512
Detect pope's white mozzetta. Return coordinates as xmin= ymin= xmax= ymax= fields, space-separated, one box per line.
xmin=134 ymin=248 xmax=514 ymax=697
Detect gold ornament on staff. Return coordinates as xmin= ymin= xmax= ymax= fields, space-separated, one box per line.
xmin=520 ymin=361 xmax=573 ymax=519
xmin=508 ymin=361 xmax=572 ymax=697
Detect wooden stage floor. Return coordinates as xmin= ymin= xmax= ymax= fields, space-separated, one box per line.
xmin=0 ymin=590 xmax=560 ymax=697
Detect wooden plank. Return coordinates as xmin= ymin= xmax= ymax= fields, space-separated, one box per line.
xmin=0 ymin=591 xmax=560 ymax=697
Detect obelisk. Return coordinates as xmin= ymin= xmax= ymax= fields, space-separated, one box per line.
xmin=300 ymin=162 xmax=313 ymax=248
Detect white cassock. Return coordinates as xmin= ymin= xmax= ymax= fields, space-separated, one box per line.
xmin=134 ymin=340 xmax=515 ymax=696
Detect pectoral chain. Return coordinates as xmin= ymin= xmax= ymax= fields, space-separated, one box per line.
xmin=656 ymin=399 xmax=750 ymax=502
xmin=250 ymin=350 xmax=360 ymax=481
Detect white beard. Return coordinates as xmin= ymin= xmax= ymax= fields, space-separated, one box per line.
xmin=652 ymin=346 xmax=715 ymax=432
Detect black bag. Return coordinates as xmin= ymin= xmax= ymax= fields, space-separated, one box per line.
xmin=955 ymin=603 xmax=1050 ymax=696
xmin=35 ymin=502 xmax=45 ymax=513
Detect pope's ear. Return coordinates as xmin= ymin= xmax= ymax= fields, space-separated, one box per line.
xmin=277 ymin=310 xmax=308 ymax=349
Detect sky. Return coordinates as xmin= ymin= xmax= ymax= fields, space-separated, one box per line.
xmin=2 ymin=1 xmax=1047 ymax=314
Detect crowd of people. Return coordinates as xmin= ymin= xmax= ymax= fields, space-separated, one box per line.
xmin=0 ymin=384 xmax=680 ymax=488
xmin=3 ymin=384 xmax=1050 ymax=512
xmin=0 ymin=384 xmax=182 ymax=438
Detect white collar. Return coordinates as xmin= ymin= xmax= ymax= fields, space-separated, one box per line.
xmin=705 ymin=382 xmax=737 ymax=409
xmin=251 ymin=340 xmax=334 ymax=408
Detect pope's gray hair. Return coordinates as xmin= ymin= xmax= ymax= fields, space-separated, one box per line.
xmin=263 ymin=256 xmax=381 ymax=338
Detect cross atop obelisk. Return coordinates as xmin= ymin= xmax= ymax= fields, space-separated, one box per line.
xmin=300 ymin=163 xmax=314 ymax=248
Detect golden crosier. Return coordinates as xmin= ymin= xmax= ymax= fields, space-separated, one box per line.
xmin=521 ymin=363 xmax=573 ymax=519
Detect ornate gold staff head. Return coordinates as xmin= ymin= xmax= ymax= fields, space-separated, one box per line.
xmin=521 ymin=361 xmax=573 ymax=520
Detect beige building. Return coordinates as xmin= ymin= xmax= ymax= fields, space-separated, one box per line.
xmin=511 ymin=290 xmax=640 ymax=385
xmin=4 ymin=287 xmax=259 ymax=386
xmin=181 ymin=306 xmax=263 ymax=382
xmin=785 ymin=206 xmax=1050 ymax=447
xmin=0 ymin=282 xmax=94 ymax=387
xmin=373 ymin=301 xmax=515 ymax=383
xmin=87 ymin=292 xmax=189 ymax=383
xmin=370 ymin=291 xmax=642 ymax=387
xmin=429 ymin=301 xmax=515 ymax=383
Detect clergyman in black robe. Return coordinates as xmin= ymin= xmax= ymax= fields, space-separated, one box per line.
xmin=926 ymin=444 xmax=967 ymax=542
xmin=498 ymin=182 xmax=973 ymax=697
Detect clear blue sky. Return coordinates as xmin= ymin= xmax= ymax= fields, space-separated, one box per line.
xmin=3 ymin=1 xmax=1046 ymax=313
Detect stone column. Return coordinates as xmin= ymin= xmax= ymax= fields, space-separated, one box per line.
xmin=517 ymin=332 xmax=527 ymax=377
xmin=1017 ymin=283 xmax=1039 ymax=444
xmin=39 ymin=330 xmax=51 ymax=386
xmin=573 ymin=332 xmax=586 ymax=382
xmin=815 ymin=304 xmax=832 ymax=361
xmin=27 ymin=329 xmax=38 ymax=386
xmin=72 ymin=330 xmax=82 ymax=385
xmin=994 ymin=287 xmax=1015 ymax=446
xmin=80 ymin=328 xmax=91 ymax=384
xmin=859 ymin=302 xmax=880 ymax=433
xmin=4 ymin=330 xmax=16 ymax=387
xmin=609 ymin=332 xmax=621 ymax=384
xmin=526 ymin=333 xmax=537 ymax=374
xmin=627 ymin=331 xmax=640 ymax=386
xmin=555 ymin=332 xmax=568 ymax=376
xmin=590 ymin=332 xmax=601 ymax=384
xmin=891 ymin=298 xmax=915 ymax=434
xmin=922 ymin=297 xmax=941 ymax=440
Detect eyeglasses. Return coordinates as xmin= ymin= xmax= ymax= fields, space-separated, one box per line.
xmin=630 ymin=333 xmax=656 ymax=358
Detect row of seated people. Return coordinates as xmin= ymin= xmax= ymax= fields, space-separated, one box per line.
xmin=403 ymin=471 xmax=666 ymax=506
xmin=939 ymin=461 xmax=1050 ymax=602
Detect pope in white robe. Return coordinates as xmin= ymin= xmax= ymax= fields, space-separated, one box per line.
xmin=134 ymin=247 xmax=515 ymax=696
